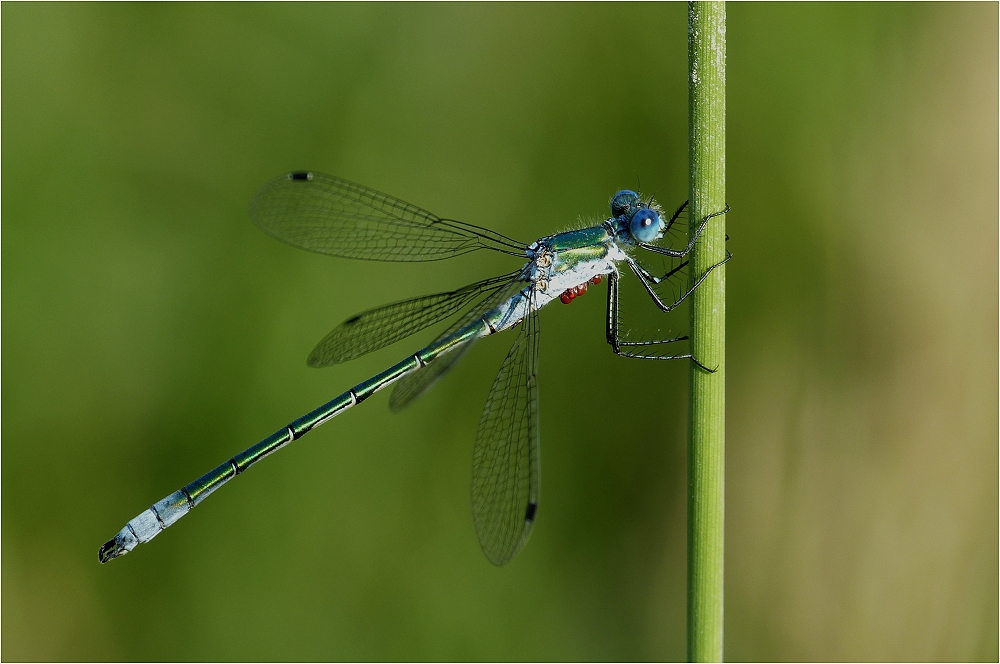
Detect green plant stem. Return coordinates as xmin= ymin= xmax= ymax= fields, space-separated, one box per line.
xmin=687 ymin=1 xmax=726 ymax=662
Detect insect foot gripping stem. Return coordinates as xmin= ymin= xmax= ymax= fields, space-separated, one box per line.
xmin=98 ymin=489 xmax=191 ymax=563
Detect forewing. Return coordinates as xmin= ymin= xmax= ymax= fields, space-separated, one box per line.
xmin=471 ymin=299 xmax=540 ymax=566
xmin=308 ymin=272 xmax=518 ymax=367
xmin=250 ymin=172 xmax=523 ymax=261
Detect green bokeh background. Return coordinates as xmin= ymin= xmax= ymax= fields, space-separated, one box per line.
xmin=3 ymin=3 xmax=996 ymax=661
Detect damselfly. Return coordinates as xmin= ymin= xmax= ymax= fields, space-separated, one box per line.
xmin=99 ymin=172 xmax=728 ymax=566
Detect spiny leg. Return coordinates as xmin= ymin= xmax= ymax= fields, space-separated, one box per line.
xmin=632 ymin=220 xmax=731 ymax=287
xmin=625 ymin=250 xmax=731 ymax=315
xmin=662 ymin=200 xmax=689 ymax=233
xmin=604 ymin=269 xmax=714 ymax=372
xmin=630 ymin=258 xmax=688 ymax=285
xmin=628 ymin=205 xmax=732 ymax=307
xmin=636 ymin=204 xmax=730 ymax=258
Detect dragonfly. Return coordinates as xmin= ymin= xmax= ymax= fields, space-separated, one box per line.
xmin=99 ymin=172 xmax=728 ymax=566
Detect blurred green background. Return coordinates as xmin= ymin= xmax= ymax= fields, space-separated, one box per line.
xmin=3 ymin=3 xmax=996 ymax=661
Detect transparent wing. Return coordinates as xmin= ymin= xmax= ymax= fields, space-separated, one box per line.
xmin=471 ymin=294 xmax=540 ymax=566
xmin=308 ymin=271 xmax=520 ymax=367
xmin=388 ymin=342 xmax=472 ymax=412
xmin=389 ymin=274 xmax=528 ymax=410
xmin=250 ymin=172 xmax=525 ymax=262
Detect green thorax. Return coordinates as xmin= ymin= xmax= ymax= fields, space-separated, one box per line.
xmin=543 ymin=226 xmax=612 ymax=272
xmin=545 ymin=225 xmax=610 ymax=251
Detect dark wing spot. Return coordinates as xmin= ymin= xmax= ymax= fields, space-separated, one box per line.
xmin=289 ymin=172 xmax=312 ymax=181
xmin=524 ymin=501 xmax=538 ymax=523
xmin=343 ymin=315 xmax=361 ymax=325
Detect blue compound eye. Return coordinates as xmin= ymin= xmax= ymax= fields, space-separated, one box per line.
xmin=629 ymin=208 xmax=661 ymax=243
xmin=610 ymin=190 xmax=640 ymax=219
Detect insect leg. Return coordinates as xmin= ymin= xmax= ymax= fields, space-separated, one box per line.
xmin=637 ymin=204 xmax=730 ymax=258
xmin=624 ymin=251 xmax=731 ymax=314
xmin=604 ymin=267 xmax=714 ymax=372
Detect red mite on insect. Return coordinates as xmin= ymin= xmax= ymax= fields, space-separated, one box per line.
xmin=559 ymin=274 xmax=603 ymax=304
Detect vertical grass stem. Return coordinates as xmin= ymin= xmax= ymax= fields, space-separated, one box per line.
xmin=687 ymin=2 xmax=726 ymax=661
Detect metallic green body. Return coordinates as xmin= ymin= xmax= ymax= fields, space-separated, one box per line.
xmin=97 ymin=170 xmax=706 ymax=566
xmin=99 ymin=220 xmax=636 ymax=564
xmin=545 ymin=225 xmax=610 ymax=252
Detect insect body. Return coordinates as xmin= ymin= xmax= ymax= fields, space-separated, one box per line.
xmin=99 ymin=174 xmax=727 ymax=566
